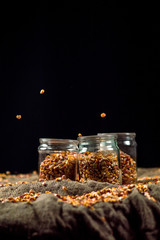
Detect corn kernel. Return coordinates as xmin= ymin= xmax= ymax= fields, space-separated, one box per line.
xmin=16 ymin=115 xmax=21 ymax=119
xmin=100 ymin=113 xmax=106 ymax=118
xmin=40 ymin=89 xmax=45 ymax=94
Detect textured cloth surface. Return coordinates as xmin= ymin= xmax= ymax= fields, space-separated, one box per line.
xmin=0 ymin=169 xmax=160 ymax=240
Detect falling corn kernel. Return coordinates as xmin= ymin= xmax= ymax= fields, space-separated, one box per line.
xmin=78 ymin=133 xmax=82 ymax=137
xmin=16 ymin=115 xmax=21 ymax=119
xmin=100 ymin=112 xmax=106 ymax=118
xmin=40 ymin=89 xmax=45 ymax=94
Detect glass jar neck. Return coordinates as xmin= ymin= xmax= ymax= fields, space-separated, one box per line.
xmin=115 ymin=133 xmax=136 ymax=141
xmin=98 ymin=133 xmax=136 ymax=141
xmin=38 ymin=138 xmax=78 ymax=151
xmin=39 ymin=138 xmax=78 ymax=145
xmin=78 ymin=135 xmax=118 ymax=153
xmin=78 ymin=134 xmax=117 ymax=143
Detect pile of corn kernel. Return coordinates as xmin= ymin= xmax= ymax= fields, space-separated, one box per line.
xmin=0 ymin=189 xmax=41 ymax=203
xmin=56 ymin=182 xmax=157 ymax=207
xmin=1 ymin=172 xmax=160 ymax=206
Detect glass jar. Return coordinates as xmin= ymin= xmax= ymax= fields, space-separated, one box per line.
xmin=98 ymin=133 xmax=137 ymax=184
xmin=38 ymin=138 xmax=78 ymax=181
xmin=38 ymin=138 xmax=50 ymax=172
xmin=77 ymin=135 xmax=121 ymax=184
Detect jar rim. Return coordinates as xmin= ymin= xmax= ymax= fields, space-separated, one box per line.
xmin=39 ymin=138 xmax=79 ymax=145
xmin=98 ymin=132 xmax=136 ymax=139
xmin=78 ymin=134 xmax=117 ymax=142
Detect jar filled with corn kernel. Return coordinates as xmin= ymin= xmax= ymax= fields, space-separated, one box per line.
xmin=38 ymin=138 xmax=78 ymax=181
xmin=98 ymin=133 xmax=137 ymax=184
xmin=77 ymin=135 xmax=121 ymax=184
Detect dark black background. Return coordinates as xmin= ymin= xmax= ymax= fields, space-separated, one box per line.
xmin=0 ymin=1 xmax=160 ymax=173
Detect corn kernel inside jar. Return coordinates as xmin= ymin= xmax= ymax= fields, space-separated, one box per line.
xmin=79 ymin=151 xmax=120 ymax=183
xmin=39 ymin=151 xmax=77 ymax=181
xmin=120 ymin=150 xmax=137 ymax=184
